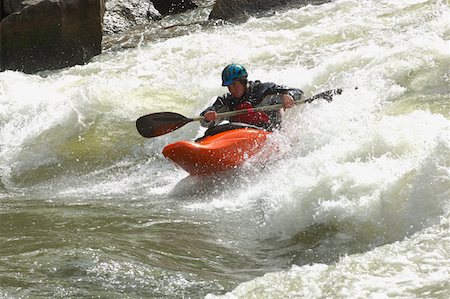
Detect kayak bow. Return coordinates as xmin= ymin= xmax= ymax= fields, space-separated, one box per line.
xmin=162 ymin=127 xmax=271 ymax=175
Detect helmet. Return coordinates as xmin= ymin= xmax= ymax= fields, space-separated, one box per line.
xmin=221 ymin=64 xmax=248 ymax=86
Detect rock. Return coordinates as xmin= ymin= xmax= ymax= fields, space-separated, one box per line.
xmin=0 ymin=0 xmax=200 ymax=73
xmin=1 ymin=0 xmax=52 ymax=20
xmin=152 ymin=0 xmax=197 ymax=15
xmin=103 ymin=0 xmax=161 ymax=34
xmin=1 ymin=0 xmax=25 ymax=19
xmin=209 ymin=0 xmax=283 ymax=21
xmin=0 ymin=0 xmax=105 ymax=74
xmin=103 ymin=0 xmax=198 ymax=34
xmin=209 ymin=0 xmax=329 ymax=22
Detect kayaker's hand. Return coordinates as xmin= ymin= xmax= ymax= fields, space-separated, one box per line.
xmin=204 ymin=110 xmax=217 ymax=122
xmin=282 ymin=94 xmax=295 ymax=110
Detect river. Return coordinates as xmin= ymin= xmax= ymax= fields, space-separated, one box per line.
xmin=1 ymin=0 xmax=449 ymax=297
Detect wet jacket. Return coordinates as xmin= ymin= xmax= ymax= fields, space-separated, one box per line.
xmin=200 ymin=80 xmax=303 ymax=130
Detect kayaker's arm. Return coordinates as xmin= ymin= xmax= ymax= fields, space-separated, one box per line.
xmin=250 ymin=84 xmax=303 ymax=129
xmin=251 ymin=81 xmax=303 ymax=106
xmin=200 ymin=96 xmax=231 ymax=128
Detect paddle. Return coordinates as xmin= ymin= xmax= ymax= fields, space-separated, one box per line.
xmin=136 ymin=88 xmax=342 ymax=138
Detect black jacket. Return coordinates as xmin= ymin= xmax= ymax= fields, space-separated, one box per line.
xmin=201 ymin=80 xmax=303 ymax=130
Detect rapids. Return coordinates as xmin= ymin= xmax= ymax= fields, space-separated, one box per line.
xmin=1 ymin=0 xmax=449 ymax=297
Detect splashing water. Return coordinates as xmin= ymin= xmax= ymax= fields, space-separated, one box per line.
xmin=1 ymin=0 xmax=449 ymax=297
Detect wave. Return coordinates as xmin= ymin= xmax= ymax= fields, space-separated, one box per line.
xmin=207 ymin=214 xmax=450 ymax=298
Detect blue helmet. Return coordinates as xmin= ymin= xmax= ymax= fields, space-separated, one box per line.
xmin=221 ymin=64 xmax=248 ymax=86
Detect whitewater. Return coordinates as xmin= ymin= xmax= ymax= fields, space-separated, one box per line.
xmin=1 ymin=0 xmax=449 ymax=297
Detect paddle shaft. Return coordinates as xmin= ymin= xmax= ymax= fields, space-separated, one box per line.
xmin=136 ymin=89 xmax=341 ymax=138
xmin=192 ymin=93 xmax=332 ymax=121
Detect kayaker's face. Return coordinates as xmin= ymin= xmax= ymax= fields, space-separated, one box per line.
xmin=228 ymin=81 xmax=245 ymax=99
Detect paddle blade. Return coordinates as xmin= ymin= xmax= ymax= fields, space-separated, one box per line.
xmin=136 ymin=112 xmax=193 ymax=138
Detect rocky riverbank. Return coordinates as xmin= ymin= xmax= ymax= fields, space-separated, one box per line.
xmin=0 ymin=0 xmax=198 ymax=73
xmin=1 ymin=0 xmax=330 ymax=74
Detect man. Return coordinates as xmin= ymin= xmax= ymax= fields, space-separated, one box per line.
xmin=201 ymin=64 xmax=303 ymax=131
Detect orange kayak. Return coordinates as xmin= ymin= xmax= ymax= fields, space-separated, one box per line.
xmin=162 ymin=127 xmax=271 ymax=175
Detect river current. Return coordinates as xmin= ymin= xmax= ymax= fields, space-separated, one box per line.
xmin=1 ymin=0 xmax=449 ymax=298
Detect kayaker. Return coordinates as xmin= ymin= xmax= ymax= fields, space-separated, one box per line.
xmin=200 ymin=64 xmax=303 ymax=131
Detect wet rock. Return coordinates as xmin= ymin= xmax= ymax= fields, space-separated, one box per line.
xmin=0 ymin=0 xmax=200 ymax=73
xmin=152 ymin=0 xmax=197 ymax=15
xmin=209 ymin=0 xmax=330 ymax=22
xmin=0 ymin=0 xmax=105 ymax=74
xmin=103 ymin=0 xmax=198 ymax=34
xmin=1 ymin=0 xmax=25 ymax=19
xmin=103 ymin=0 xmax=161 ymax=34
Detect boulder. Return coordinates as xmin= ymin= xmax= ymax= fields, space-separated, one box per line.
xmin=0 ymin=0 xmax=105 ymax=73
xmin=0 ymin=0 xmax=200 ymax=73
xmin=152 ymin=0 xmax=197 ymax=15
xmin=209 ymin=0 xmax=329 ymax=22
xmin=1 ymin=1 xmax=42 ymax=20
xmin=103 ymin=0 xmax=161 ymax=34
xmin=99 ymin=0 xmax=198 ymax=35
xmin=1 ymin=0 xmax=23 ymax=18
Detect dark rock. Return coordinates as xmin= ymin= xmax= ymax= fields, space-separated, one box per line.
xmin=209 ymin=0 xmax=330 ymax=22
xmin=0 ymin=0 xmax=105 ymax=73
xmin=1 ymin=0 xmax=45 ymax=20
xmin=1 ymin=0 xmax=24 ymax=19
xmin=152 ymin=0 xmax=197 ymax=15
